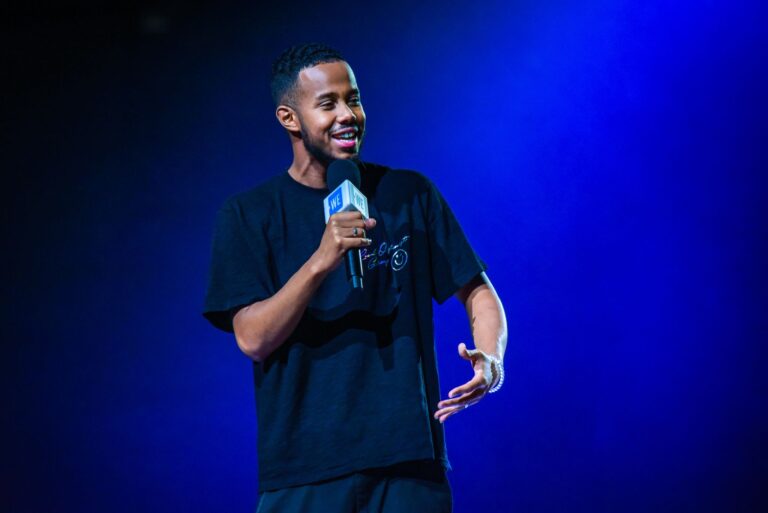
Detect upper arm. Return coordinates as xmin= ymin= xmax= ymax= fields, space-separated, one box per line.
xmin=423 ymin=176 xmax=487 ymax=304
xmin=202 ymin=198 xmax=275 ymax=333
xmin=454 ymin=271 xmax=491 ymax=308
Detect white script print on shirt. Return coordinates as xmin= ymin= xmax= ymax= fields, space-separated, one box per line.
xmin=361 ymin=235 xmax=410 ymax=271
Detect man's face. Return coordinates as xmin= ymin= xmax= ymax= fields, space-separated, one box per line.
xmin=292 ymin=61 xmax=366 ymax=165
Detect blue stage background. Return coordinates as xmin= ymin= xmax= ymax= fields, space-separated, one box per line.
xmin=4 ymin=1 xmax=766 ymax=511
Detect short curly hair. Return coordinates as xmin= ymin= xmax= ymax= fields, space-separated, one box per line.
xmin=270 ymin=43 xmax=345 ymax=107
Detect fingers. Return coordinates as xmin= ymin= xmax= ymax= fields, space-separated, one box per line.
xmin=434 ymin=404 xmax=465 ymax=424
xmin=317 ymin=214 xmax=376 ymax=273
xmin=328 ymin=211 xmax=375 ymax=233
xmin=444 ymin=371 xmax=487 ymax=404
xmin=329 ymin=211 xmax=364 ymax=222
xmin=458 ymin=342 xmax=480 ymax=362
xmin=339 ymin=226 xmax=368 ymax=238
xmin=340 ymin=236 xmax=373 ymax=250
xmin=434 ymin=388 xmax=485 ymax=423
xmin=330 ymin=218 xmax=366 ymax=231
xmin=333 ymin=225 xmax=372 ymax=250
xmin=432 ymin=344 xmax=495 ymax=424
xmin=329 ymin=214 xmax=376 ymax=248
xmin=329 ymin=212 xmax=376 ymax=229
xmin=436 ymin=403 xmax=474 ymax=423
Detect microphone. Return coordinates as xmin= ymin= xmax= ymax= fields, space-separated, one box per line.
xmin=324 ymin=159 xmax=368 ymax=289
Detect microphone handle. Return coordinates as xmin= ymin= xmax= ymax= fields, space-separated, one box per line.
xmin=345 ymin=249 xmax=364 ymax=289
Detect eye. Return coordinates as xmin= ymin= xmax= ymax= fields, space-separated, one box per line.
xmin=349 ymin=97 xmax=361 ymax=106
xmin=320 ymin=102 xmax=334 ymax=110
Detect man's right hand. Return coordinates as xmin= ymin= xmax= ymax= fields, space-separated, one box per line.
xmin=311 ymin=211 xmax=376 ymax=275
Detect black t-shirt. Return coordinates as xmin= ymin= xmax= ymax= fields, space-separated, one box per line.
xmin=203 ymin=162 xmax=486 ymax=492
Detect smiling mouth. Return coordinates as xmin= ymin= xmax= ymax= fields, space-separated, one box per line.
xmin=331 ymin=127 xmax=359 ymax=149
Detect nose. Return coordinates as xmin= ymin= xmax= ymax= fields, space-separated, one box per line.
xmin=337 ymin=102 xmax=357 ymax=123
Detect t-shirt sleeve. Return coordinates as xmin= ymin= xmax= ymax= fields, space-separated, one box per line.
xmin=425 ymin=178 xmax=488 ymax=304
xmin=202 ymin=198 xmax=275 ymax=332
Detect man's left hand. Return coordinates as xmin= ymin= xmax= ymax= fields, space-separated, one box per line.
xmin=433 ymin=342 xmax=497 ymax=424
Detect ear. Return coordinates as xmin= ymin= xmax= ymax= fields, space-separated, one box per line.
xmin=276 ymin=105 xmax=301 ymax=133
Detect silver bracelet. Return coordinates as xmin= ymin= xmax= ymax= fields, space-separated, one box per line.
xmin=488 ymin=355 xmax=505 ymax=394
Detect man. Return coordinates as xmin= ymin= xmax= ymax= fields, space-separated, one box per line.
xmin=203 ymin=43 xmax=507 ymax=512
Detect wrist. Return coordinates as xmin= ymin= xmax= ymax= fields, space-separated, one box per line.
xmin=307 ymin=251 xmax=331 ymax=279
xmin=487 ymin=354 xmax=505 ymax=394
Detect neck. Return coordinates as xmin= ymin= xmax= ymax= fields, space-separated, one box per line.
xmin=287 ymin=157 xmax=328 ymax=189
xmin=286 ymin=135 xmax=329 ymax=189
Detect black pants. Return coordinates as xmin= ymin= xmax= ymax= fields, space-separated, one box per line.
xmin=255 ymin=459 xmax=453 ymax=513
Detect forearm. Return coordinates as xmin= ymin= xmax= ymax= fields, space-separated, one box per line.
xmin=435 ymin=274 xmax=508 ymax=421
xmin=233 ymin=253 xmax=329 ymax=362
xmin=232 ymin=212 xmax=375 ymax=362
xmin=465 ymin=276 xmax=507 ymax=360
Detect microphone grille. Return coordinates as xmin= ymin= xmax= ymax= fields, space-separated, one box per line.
xmin=327 ymin=159 xmax=361 ymax=190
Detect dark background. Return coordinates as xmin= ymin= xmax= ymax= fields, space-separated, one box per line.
xmin=3 ymin=1 xmax=766 ymax=512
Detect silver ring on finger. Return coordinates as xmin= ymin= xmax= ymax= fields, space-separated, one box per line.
xmin=353 ymin=227 xmax=358 ymax=236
